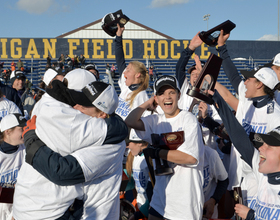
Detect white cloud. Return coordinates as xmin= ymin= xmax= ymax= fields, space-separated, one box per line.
xmin=16 ymin=0 xmax=54 ymax=14
xmin=150 ymin=0 xmax=191 ymax=8
xmin=257 ymin=34 xmax=279 ymax=41
xmin=15 ymin=0 xmax=80 ymax=14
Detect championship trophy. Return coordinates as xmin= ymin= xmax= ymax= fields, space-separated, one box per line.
xmin=199 ymin=20 xmax=236 ymax=47
xmin=187 ymin=53 xmax=222 ymax=106
xmin=233 ymin=187 xmax=243 ymax=220
xmin=149 ymin=131 xmax=184 ymax=176
xmin=101 ymin=10 xmax=130 ymax=37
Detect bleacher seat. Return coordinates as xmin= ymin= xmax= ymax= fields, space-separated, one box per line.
xmin=0 ymin=58 xmax=271 ymax=97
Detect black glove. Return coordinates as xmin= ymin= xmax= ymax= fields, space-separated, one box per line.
xmin=24 ymin=130 xmax=46 ymax=165
xmin=146 ymin=145 xmax=161 ymax=159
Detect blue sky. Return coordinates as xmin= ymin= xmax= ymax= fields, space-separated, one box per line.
xmin=1 ymin=0 xmax=280 ymax=41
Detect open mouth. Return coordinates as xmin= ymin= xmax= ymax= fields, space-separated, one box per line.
xmin=259 ymin=154 xmax=266 ymax=165
xmin=164 ymin=101 xmax=172 ymax=107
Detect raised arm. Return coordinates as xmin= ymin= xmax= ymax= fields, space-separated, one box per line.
xmin=175 ymin=32 xmax=202 ymax=88
xmin=216 ymin=30 xmax=242 ymax=94
xmin=125 ymin=96 xmax=157 ymax=131
xmin=214 ymin=82 xmax=239 ymax=111
xmin=115 ymin=23 xmax=126 ymax=77
xmin=211 ymin=90 xmax=254 ymax=167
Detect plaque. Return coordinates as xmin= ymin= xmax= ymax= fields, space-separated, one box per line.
xmin=150 ymin=131 xmax=184 ymax=176
xmin=187 ymin=53 xmax=222 ymax=105
xmin=199 ymin=20 xmax=236 ymax=47
xmin=101 ymin=10 xmax=130 ymax=37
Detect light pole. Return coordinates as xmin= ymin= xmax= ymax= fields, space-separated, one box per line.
xmin=278 ymin=0 xmax=279 ymax=41
xmin=203 ymin=14 xmax=210 ymax=30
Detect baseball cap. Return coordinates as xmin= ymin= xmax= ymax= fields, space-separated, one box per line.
xmin=263 ymin=53 xmax=280 ymax=68
xmin=153 ymin=75 xmax=180 ymax=95
xmin=253 ymin=126 xmax=280 ymax=147
xmin=241 ymin=67 xmax=279 ymax=90
xmin=85 ymin=63 xmax=99 ymax=74
xmin=128 ymin=129 xmax=145 ymax=143
xmin=10 ymin=70 xmax=26 ymax=85
xmin=0 ymin=113 xmax=26 ymax=132
xmin=187 ymin=61 xmax=206 ymax=74
xmin=69 ymin=81 xmax=118 ymax=115
xmin=64 ymin=68 xmax=97 ymax=92
xmin=43 ymin=68 xmax=58 ymax=85
xmin=101 ymin=10 xmax=130 ymax=37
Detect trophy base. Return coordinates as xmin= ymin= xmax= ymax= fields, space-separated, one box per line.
xmin=187 ymin=87 xmax=214 ymax=105
xmin=155 ymin=167 xmax=174 ymax=176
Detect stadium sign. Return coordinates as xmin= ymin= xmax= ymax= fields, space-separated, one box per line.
xmin=0 ymin=38 xmax=279 ymax=60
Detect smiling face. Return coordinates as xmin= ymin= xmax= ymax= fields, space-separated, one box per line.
xmin=154 ymin=85 xmax=180 ymax=118
xmin=244 ymin=77 xmax=260 ymax=98
xmin=13 ymin=78 xmax=25 ymax=91
xmin=123 ymin=63 xmax=140 ymax=86
xmin=258 ymin=143 xmax=280 ymax=174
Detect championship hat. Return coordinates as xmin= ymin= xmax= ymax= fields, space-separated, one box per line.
xmin=10 ymin=70 xmax=26 ymax=85
xmin=263 ymin=53 xmax=280 ymax=68
xmin=0 ymin=113 xmax=26 ymax=132
xmin=69 ymin=81 xmax=118 ymax=115
xmin=64 ymin=68 xmax=97 ymax=92
xmin=240 ymin=67 xmax=279 ymax=90
xmin=153 ymin=75 xmax=180 ymax=95
xmin=101 ymin=10 xmax=130 ymax=37
xmin=253 ymin=126 xmax=280 ymax=147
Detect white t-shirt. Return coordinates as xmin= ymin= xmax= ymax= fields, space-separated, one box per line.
xmin=227 ymin=82 xmax=280 ymax=202
xmin=116 ymin=74 xmax=149 ymax=120
xmin=0 ymin=97 xmax=22 ymax=120
xmin=13 ymin=93 xmax=107 ymax=220
xmin=72 ymin=141 xmax=126 ymax=220
xmin=136 ymin=111 xmax=205 ymax=220
xmin=132 ymin=154 xmax=150 ymax=210
xmin=116 ymin=73 xmax=150 ymax=142
xmin=0 ymin=145 xmax=25 ymax=220
xmin=203 ymin=146 xmax=228 ymax=219
xmin=246 ymin=149 xmax=280 ymax=219
xmin=178 ymin=78 xmax=222 ymax=150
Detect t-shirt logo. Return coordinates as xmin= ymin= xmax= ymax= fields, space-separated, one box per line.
xmin=267 ymin=101 xmax=274 ymax=114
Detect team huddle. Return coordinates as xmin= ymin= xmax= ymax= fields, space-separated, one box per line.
xmin=0 ymin=20 xmax=280 ymax=220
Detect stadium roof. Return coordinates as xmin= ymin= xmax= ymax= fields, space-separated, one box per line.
xmin=56 ymin=19 xmax=174 ymax=40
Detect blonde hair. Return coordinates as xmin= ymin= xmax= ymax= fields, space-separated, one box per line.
xmin=127 ymin=61 xmax=149 ymax=107
xmin=126 ymin=151 xmax=134 ymax=180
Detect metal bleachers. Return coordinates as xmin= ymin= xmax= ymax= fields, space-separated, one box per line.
xmin=0 ymin=58 xmax=271 ymax=97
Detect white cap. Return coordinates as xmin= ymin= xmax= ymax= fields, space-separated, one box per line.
xmin=272 ymin=53 xmax=280 ymax=67
xmin=64 ymin=69 xmax=97 ymax=92
xmin=43 ymin=69 xmax=58 ymax=86
xmin=68 ymin=81 xmax=118 ymax=114
xmin=0 ymin=113 xmax=27 ymax=132
xmin=254 ymin=67 xmax=279 ymax=90
xmin=83 ymin=82 xmax=118 ymax=114
xmin=129 ymin=129 xmax=142 ymax=142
